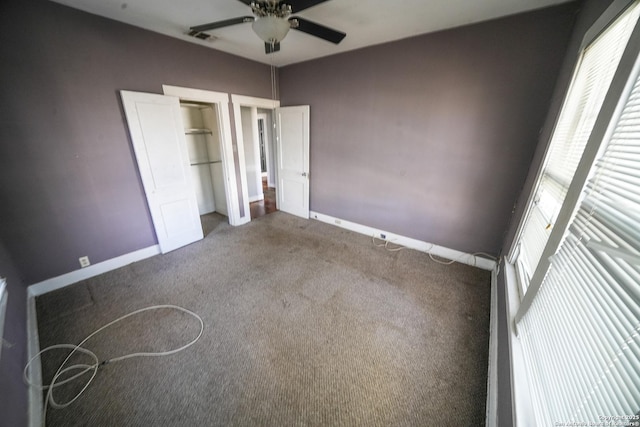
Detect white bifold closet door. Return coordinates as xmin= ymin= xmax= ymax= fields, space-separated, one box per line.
xmin=121 ymin=90 xmax=203 ymax=254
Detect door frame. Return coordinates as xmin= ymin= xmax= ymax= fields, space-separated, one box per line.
xmin=257 ymin=112 xmax=275 ymax=188
xmin=231 ymin=94 xmax=280 ymax=223
xmin=240 ymin=106 xmax=263 ymax=204
xmin=162 ymin=85 xmax=242 ymax=226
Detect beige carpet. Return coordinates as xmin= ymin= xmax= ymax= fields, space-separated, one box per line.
xmin=36 ymin=212 xmax=491 ymax=426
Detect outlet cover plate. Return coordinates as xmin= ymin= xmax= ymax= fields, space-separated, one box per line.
xmin=79 ymin=256 xmax=90 ymax=268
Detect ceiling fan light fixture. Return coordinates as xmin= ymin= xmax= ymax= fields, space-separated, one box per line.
xmin=252 ymin=15 xmax=291 ymax=44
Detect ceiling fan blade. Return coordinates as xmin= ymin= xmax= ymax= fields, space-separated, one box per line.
xmin=265 ymin=42 xmax=281 ymax=54
xmin=289 ymin=17 xmax=346 ymax=44
xmin=190 ymin=16 xmax=254 ymax=33
xmin=288 ymin=0 xmax=331 ymax=13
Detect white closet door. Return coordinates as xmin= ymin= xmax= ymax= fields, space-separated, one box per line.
xmin=121 ymin=91 xmax=203 ymax=253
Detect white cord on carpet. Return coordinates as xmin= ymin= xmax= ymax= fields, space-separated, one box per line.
xmin=372 ymin=235 xmax=406 ymax=252
xmin=372 ymin=234 xmax=498 ymax=267
xmin=428 ymin=252 xmax=457 ymax=265
xmin=372 ymin=235 xmax=387 ymax=248
xmin=23 ymin=304 xmax=204 ymax=425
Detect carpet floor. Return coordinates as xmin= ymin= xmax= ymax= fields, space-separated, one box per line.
xmin=36 ymin=212 xmax=491 ymax=426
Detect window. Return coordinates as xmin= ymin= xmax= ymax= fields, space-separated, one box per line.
xmin=509 ymin=1 xmax=640 ymax=424
xmin=512 ymin=3 xmax=640 ymax=295
xmin=520 ymin=65 xmax=640 ymax=425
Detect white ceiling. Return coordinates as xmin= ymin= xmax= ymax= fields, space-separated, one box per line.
xmin=51 ymin=0 xmax=574 ymax=66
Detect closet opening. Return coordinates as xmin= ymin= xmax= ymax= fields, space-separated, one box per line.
xmin=180 ymin=101 xmax=229 ymax=235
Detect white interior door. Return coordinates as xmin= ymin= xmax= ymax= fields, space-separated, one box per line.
xmin=276 ymin=106 xmax=310 ymax=219
xmin=121 ymin=91 xmax=203 ymax=253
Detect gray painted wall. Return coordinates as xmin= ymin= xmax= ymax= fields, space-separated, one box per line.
xmin=0 ymin=0 xmax=272 ymax=285
xmin=279 ymin=4 xmax=579 ymax=256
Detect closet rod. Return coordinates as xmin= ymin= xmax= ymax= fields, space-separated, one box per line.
xmin=190 ymin=160 xmax=222 ymax=166
xmin=185 ymin=128 xmax=213 ymax=135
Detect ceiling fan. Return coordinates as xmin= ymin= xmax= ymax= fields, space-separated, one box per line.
xmin=188 ymin=0 xmax=346 ymax=54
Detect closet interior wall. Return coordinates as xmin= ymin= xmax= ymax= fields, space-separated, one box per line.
xmin=181 ymin=103 xmax=228 ymax=217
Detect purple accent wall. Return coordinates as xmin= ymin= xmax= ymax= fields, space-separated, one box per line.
xmin=0 ymin=0 xmax=272 ymax=285
xmin=279 ymin=3 xmax=579 ymax=255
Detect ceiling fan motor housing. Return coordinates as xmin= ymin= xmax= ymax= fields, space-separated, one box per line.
xmin=252 ymin=15 xmax=291 ymax=43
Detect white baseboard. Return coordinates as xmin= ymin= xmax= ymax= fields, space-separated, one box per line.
xmin=236 ymin=215 xmax=251 ymax=226
xmin=27 ymin=294 xmax=42 ymax=427
xmin=248 ymin=194 xmax=264 ymax=203
xmin=28 ymin=245 xmax=160 ymax=297
xmin=310 ymin=211 xmax=497 ymax=271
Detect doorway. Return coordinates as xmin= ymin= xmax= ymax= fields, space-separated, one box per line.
xmin=163 ymin=85 xmax=242 ymax=230
xmin=232 ymin=95 xmax=279 ymax=223
xmin=237 ymin=106 xmax=277 ymax=220
xmin=232 ymin=94 xmax=311 ymax=223
xmin=250 ymin=112 xmax=277 ymax=219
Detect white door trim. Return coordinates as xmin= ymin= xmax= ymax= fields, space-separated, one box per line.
xmin=241 ymin=106 xmax=263 ymax=204
xmin=250 ymin=108 xmax=263 ymax=202
xmin=162 ymin=85 xmax=241 ymax=226
xmin=230 ymin=94 xmax=280 ymax=223
xmin=231 ymin=94 xmax=280 ymax=110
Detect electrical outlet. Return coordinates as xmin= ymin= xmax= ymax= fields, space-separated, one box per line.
xmin=79 ymin=256 xmax=90 ymax=268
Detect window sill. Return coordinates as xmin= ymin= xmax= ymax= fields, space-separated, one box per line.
xmin=503 ymin=261 xmax=536 ymax=427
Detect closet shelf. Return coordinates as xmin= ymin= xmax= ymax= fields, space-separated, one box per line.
xmin=190 ymin=160 xmax=222 ymax=166
xmin=181 ymin=102 xmax=208 ymax=109
xmin=185 ymin=128 xmax=212 ymax=135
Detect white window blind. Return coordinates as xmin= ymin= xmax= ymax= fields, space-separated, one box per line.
xmin=517 ymin=34 xmax=640 ymax=425
xmin=514 ymin=5 xmax=640 ymax=294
